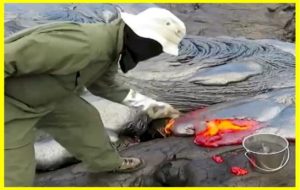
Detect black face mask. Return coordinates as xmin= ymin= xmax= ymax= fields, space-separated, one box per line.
xmin=120 ymin=25 xmax=163 ymax=73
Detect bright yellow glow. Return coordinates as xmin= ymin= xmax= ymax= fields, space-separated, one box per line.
xmin=202 ymin=119 xmax=252 ymax=136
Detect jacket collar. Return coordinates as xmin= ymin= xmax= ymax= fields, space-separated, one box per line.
xmin=115 ymin=19 xmax=126 ymax=57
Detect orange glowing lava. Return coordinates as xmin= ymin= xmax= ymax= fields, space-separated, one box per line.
xmin=164 ymin=117 xmax=261 ymax=147
xmin=195 ymin=118 xmax=260 ymax=147
xmin=201 ymin=119 xmax=251 ymax=137
xmin=165 ymin=119 xmax=175 ymax=135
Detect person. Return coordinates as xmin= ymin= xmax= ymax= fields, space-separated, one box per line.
xmin=4 ymin=7 xmax=186 ymax=186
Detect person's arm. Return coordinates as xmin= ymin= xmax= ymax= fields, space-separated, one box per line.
xmin=87 ymin=62 xmax=130 ymax=103
xmin=88 ymin=63 xmax=180 ymax=119
xmin=5 ymin=22 xmax=93 ymax=78
xmin=122 ymin=89 xmax=180 ymax=119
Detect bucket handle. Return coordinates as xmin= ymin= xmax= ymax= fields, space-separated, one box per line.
xmin=244 ymin=148 xmax=289 ymax=172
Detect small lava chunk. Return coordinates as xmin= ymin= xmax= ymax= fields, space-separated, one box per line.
xmin=230 ymin=166 xmax=249 ymax=176
xmin=212 ymin=155 xmax=224 ymax=164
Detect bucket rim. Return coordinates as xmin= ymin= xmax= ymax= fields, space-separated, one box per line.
xmin=242 ymin=133 xmax=289 ymax=155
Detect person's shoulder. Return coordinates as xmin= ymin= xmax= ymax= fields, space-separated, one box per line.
xmin=5 ymin=21 xmax=83 ymax=43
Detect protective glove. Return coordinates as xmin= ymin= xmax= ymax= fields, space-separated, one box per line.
xmin=122 ymin=89 xmax=180 ymax=119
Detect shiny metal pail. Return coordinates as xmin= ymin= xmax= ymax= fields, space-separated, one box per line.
xmin=242 ymin=133 xmax=289 ymax=173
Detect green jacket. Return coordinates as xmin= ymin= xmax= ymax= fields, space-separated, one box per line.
xmin=5 ymin=19 xmax=130 ymax=106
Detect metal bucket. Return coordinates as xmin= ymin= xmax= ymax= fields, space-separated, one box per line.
xmin=242 ymin=133 xmax=289 ymax=173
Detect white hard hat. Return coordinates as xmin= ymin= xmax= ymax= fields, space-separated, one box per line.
xmin=120 ymin=7 xmax=186 ymax=56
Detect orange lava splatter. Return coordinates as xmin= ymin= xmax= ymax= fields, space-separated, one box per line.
xmin=212 ymin=155 xmax=224 ymax=164
xmin=202 ymin=119 xmax=251 ymax=136
xmin=194 ymin=118 xmax=260 ymax=147
xmin=164 ymin=119 xmax=175 ymax=135
xmin=231 ymin=166 xmax=248 ymax=176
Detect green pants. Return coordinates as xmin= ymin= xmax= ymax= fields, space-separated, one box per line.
xmin=5 ymin=94 xmax=122 ymax=187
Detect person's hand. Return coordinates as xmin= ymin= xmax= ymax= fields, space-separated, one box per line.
xmin=145 ymin=101 xmax=180 ymax=119
xmin=122 ymin=89 xmax=181 ymax=119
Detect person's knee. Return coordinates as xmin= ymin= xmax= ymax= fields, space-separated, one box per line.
xmin=62 ymin=97 xmax=102 ymax=126
xmin=82 ymin=105 xmax=102 ymax=126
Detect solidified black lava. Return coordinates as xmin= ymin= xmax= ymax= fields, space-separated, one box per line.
xmin=34 ymin=137 xmax=295 ymax=187
xmin=118 ymin=36 xmax=294 ymax=111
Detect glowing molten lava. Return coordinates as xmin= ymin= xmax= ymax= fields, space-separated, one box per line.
xmin=202 ymin=119 xmax=251 ymax=136
xmin=231 ymin=166 xmax=248 ymax=176
xmin=194 ymin=118 xmax=260 ymax=147
xmin=164 ymin=119 xmax=175 ymax=135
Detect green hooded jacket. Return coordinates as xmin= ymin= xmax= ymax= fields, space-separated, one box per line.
xmin=5 ymin=18 xmax=130 ymax=106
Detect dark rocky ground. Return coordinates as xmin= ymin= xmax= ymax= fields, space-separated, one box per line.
xmin=35 ymin=137 xmax=295 ymax=187
xmin=159 ymin=4 xmax=295 ymax=42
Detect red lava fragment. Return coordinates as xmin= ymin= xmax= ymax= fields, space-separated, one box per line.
xmin=194 ymin=118 xmax=261 ymax=147
xmin=212 ymin=155 xmax=224 ymax=164
xmin=230 ymin=166 xmax=248 ymax=176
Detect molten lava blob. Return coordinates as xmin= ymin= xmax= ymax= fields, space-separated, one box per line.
xmin=212 ymin=155 xmax=224 ymax=164
xmin=165 ymin=119 xmax=175 ymax=135
xmin=194 ymin=118 xmax=261 ymax=147
xmin=230 ymin=166 xmax=248 ymax=176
